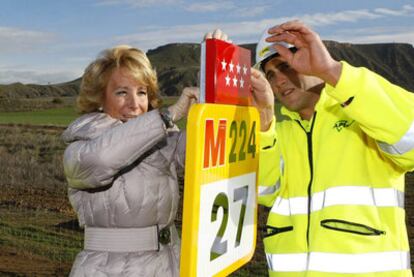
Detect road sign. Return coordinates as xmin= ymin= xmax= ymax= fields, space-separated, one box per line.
xmin=180 ymin=103 xmax=259 ymax=277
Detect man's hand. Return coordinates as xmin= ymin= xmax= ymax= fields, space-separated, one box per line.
xmin=266 ymin=20 xmax=342 ymax=86
xmin=251 ymin=68 xmax=275 ymax=131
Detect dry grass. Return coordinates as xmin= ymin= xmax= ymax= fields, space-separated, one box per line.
xmin=0 ymin=125 xmax=70 ymax=211
xmin=0 ymin=97 xmax=75 ymax=112
xmin=0 ymin=124 xmax=413 ymax=276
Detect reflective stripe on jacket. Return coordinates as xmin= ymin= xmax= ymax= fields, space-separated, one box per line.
xmin=258 ymin=61 xmax=414 ymax=276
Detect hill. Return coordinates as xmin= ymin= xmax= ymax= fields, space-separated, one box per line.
xmin=148 ymin=43 xmax=200 ymax=96
xmin=0 ymin=41 xmax=413 ymax=98
xmin=325 ymin=41 xmax=414 ymax=92
xmin=0 ymin=78 xmax=80 ymax=99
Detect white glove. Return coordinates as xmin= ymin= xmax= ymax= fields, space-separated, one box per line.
xmin=168 ymin=87 xmax=199 ymax=122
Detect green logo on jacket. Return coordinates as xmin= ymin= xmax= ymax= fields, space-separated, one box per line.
xmin=333 ymin=120 xmax=355 ymax=132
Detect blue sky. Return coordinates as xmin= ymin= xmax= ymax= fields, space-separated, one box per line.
xmin=0 ymin=0 xmax=413 ymax=84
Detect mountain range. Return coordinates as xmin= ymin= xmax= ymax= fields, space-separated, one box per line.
xmin=0 ymin=41 xmax=413 ymax=99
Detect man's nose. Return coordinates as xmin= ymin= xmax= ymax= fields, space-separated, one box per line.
xmin=274 ymin=70 xmax=288 ymax=88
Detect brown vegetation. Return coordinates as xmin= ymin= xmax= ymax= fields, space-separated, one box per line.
xmin=0 ymin=97 xmax=75 ymax=112
xmin=0 ymin=124 xmax=413 ymax=276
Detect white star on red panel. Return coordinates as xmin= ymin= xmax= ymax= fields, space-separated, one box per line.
xmin=225 ymin=74 xmax=231 ymax=86
xmin=229 ymin=61 xmax=234 ymax=72
xmin=240 ymin=78 xmax=244 ymax=88
xmin=243 ymin=65 xmax=248 ymax=75
xmin=232 ymin=76 xmax=238 ymax=87
xmin=220 ymin=59 xmax=249 ymax=91
xmin=221 ymin=59 xmax=227 ymax=71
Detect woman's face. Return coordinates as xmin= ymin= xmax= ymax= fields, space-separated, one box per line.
xmin=103 ymin=67 xmax=148 ymax=121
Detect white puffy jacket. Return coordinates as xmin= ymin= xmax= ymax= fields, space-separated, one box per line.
xmin=62 ymin=110 xmax=185 ymax=276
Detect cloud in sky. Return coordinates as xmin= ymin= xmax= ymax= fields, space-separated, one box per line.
xmin=184 ymin=1 xmax=268 ymax=18
xmin=232 ymin=5 xmax=269 ymax=18
xmin=184 ymin=1 xmax=235 ymax=12
xmin=375 ymin=4 xmax=414 ymax=16
xmin=7 ymin=5 xmax=414 ymax=53
xmin=95 ymin=0 xmax=181 ymax=7
xmin=355 ymin=31 xmax=414 ymax=45
xmin=326 ymin=26 xmax=414 ymax=45
xmin=97 ymin=0 xmax=268 ymax=18
xmin=0 ymin=27 xmax=56 ymax=53
xmin=115 ymin=5 xmax=414 ymax=50
xmin=95 ymin=0 xmax=414 ymax=22
xmin=299 ymin=5 xmax=414 ymax=26
xmin=301 ymin=10 xmax=381 ymax=26
xmin=298 ymin=5 xmax=412 ymax=27
xmin=1 ymin=3 xmax=413 ymax=84
xmin=0 ymin=69 xmax=80 ymax=85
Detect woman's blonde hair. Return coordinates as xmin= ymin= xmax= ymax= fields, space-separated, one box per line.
xmin=77 ymin=45 xmax=161 ymax=113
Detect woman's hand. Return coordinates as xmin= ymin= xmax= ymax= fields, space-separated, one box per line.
xmin=168 ymin=87 xmax=199 ymax=122
xmin=203 ymin=29 xmax=232 ymax=43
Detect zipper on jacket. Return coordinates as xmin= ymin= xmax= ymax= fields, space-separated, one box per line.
xmin=320 ymin=219 xmax=386 ymax=236
xmin=263 ymin=225 xmax=294 ymax=238
xmin=295 ymin=112 xmax=317 ymax=248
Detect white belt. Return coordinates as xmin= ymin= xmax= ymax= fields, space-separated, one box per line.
xmin=84 ymin=225 xmax=177 ymax=252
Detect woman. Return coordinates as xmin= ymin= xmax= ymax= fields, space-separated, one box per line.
xmin=62 ymin=44 xmax=198 ymax=276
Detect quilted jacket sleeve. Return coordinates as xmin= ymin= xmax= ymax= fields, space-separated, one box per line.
xmin=174 ymin=130 xmax=186 ymax=179
xmin=63 ymin=110 xmax=167 ymax=189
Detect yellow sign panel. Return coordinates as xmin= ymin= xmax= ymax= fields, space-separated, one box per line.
xmin=181 ymin=103 xmax=260 ymax=277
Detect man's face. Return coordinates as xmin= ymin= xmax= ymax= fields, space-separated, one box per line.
xmin=263 ymin=57 xmax=322 ymax=114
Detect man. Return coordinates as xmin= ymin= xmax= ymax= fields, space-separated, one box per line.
xmin=250 ymin=20 xmax=414 ymax=276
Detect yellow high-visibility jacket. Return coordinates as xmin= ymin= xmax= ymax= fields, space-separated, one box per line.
xmin=258 ymin=61 xmax=414 ymax=277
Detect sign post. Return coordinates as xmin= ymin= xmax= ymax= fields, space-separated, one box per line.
xmin=180 ymin=39 xmax=260 ymax=277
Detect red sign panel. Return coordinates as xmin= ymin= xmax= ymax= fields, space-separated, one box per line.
xmin=200 ymin=39 xmax=252 ymax=106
